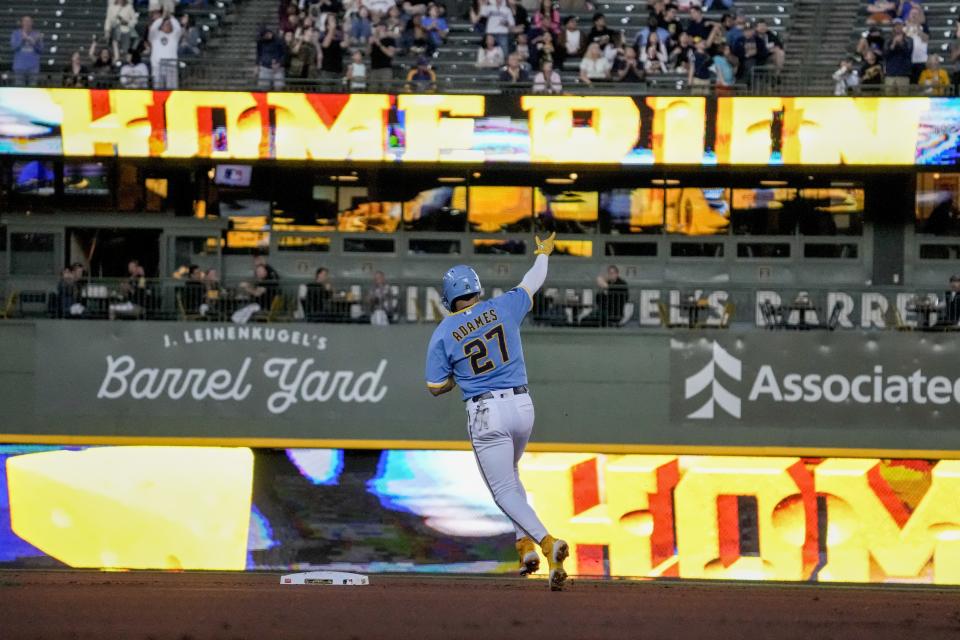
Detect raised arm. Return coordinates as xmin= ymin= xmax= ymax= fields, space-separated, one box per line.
xmin=519 ymin=232 xmax=555 ymax=295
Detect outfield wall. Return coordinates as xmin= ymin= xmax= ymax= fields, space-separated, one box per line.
xmin=2 ymin=321 xmax=960 ymax=456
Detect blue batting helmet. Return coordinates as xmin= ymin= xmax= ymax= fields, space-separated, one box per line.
xmin=441 ymin=265 xmax=482 ymax=311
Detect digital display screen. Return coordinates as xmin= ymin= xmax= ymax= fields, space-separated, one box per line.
xmin=3 ymin=444 xmax=958 ymax=584
xmin=215 ymin=165 xmax=252 ymax=187
xmin=0 ymin=89 xmax=956 ymax=166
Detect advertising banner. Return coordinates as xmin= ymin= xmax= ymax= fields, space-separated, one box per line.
xmin=0 ymin=89 xmax=958 ymax=165
xmin=2 ymin=444 xmax=958 ymax=584
xmin=3 ymin=321 xmax=960 ymax=454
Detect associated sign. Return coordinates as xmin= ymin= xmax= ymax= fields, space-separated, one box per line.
xmin=672 ymin=336 xmax=960 ymax=428
xmin=0 ymin=89 xmax=958 ymax=165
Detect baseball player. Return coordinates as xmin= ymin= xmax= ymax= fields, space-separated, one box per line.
xmin=424 ymin=232 xmax=569 ymax=591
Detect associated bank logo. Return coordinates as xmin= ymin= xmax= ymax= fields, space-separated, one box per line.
xmin=684 ymin=342 xmax=742 ymax=419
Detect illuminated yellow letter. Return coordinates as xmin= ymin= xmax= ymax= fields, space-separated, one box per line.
xmin=674 ymin=456 xmax=816 ymax=580
xmin=269 ymin=93 xmax=391 ymax=161
xmin=520 ymin=453 xmax=679 ymax=577
xmin=647 ymin=97 xmax=705 ymax=164
xmin=397 ymin=95 xmax=485 ymax=162
xmin=521 ymin=96 xmax=639 ymax=163
xmin=816 ymin=458 xmax=960 ymax=584
xmin=782 ymin=97 xmax=928 ymax=165
xmin=163 ymin=91 xmax=261 ymax=159
xmin=715 ymin=97 xmax=783 ymax=165
xmin=48 ymin=88 xmax=154 ymax=157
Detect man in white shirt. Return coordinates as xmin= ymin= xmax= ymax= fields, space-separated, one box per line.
xmin=148 ymin=11 xmax=181 ymax=89
xmin=480 ymin=0 xmax=514 ymax=57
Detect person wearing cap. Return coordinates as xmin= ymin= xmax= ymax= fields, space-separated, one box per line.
xmin=405 ymin=56 xmax=436 ymax=91
xmin=937 ymin=275 xmax=960 ymax=327
xmin=883 ymin=18 xmax=913 ymax=94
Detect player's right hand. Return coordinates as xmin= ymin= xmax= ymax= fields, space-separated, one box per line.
xmin=534 ymin=232 xmax=556 ymax=256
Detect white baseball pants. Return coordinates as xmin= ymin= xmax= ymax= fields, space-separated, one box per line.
xmin=466 ymin=389 xmax=549 ymax=543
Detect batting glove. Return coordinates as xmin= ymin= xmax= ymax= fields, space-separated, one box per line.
xmin=534 ymin=232 xmax=556 ymax=256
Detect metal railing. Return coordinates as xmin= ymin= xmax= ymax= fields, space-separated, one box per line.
xmin=3 ymin=276 xmax=959 ymax=332
xmin=7 ymin=66 xmax=953 ymax=97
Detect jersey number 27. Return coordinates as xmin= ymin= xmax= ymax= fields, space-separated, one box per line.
xmin=462 ymin=324 xmax=509 ymax=375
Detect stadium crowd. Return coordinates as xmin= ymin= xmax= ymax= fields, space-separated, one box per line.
xmin=835 ymin=0 xmax=958 ymax=96
xmin=252 ymin=0 xmax=789 ymax=91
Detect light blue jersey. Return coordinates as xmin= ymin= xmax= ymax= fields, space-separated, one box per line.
xmin=425 ymin=288 xmax=532 ymax=400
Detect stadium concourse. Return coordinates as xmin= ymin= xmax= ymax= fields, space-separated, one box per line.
xmin=2 ymin=570 xmax=960 ymax=640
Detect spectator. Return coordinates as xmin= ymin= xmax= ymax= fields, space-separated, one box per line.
xmin=867 ymin=0 xmax=896 ymax=24
xmin=402 ymin=14 xmax=430 ymax=56
xmin=613 ymin=45 xmax=645 ymax=83
xmin=532 ymin=30 xmax=557 ymax=69
xmin=282 ymin=30 xmax=296 ymax=76
xmin=57 ymin=267 xmax=77 ymax=319
xmin=515 ymin=31 xmax=531 ymax=69
xmin=480 ymin=0 xmax=514 ymax=55
xmin=670 ymin=31 xmax=695 ymax=72
xmin=579 ymin=42 xmax=611 ymax=83
xmin=583 ymin=266 xmax=628 ymax=327
xmin=62 ymin=51 xmax=90 ymax=87
xmin=507 ymin=0 xmax=529 ymax=39
xmin=362 ymin=0 xmax=395 ymax=20
xmin=110 ymin=259 xmax=148 ymax=320
xmin=280 ymin=3 xmax=300 ymax=35
xmin=104 ymin=0 xmax=138 ymax=62
xmin=918 ymin=54 xmax=950 ymax=96
xmin=256 ymin=26 xmax=287 ymax=90
xmin=634 ymin=16 xmax=668 ymax=51
xmin=148 ymin=11 xmax=181 ymax=89
xmin=365 ymin=270 xmax=397 ymax=325
xmin=703 ymin=0 xmax=733 ymax=9
xmin=647 ymin=0 xmax=666 ymax=22
xmin=755 ymin=20 xmax=784 ymax=75
xmin=832 ymin=57 xmax=860 ymax=95
xmin=402 ymin=0 xmax=429 ymax=17
xmin=587 ymin=13 xmax=617 ymax=55
xmin=938 ymin=275 xmax=960 ymax=326
xmin=320 ymin=16 xmax=345 ymax=81
xmin=712 ymin=42 xmax=736 ymax=90
xmin=234 ymin=263 xmax=280 ymax=323
xmin=661 ymin=5 xmax=682 ymax=48
xmin=305 ymin=267 xmax=334 ymax=322
xmin=860 ymin=48 xmax=885 ymax=88
xmin=89 ymin=38 xmax=116 ymax=88
xmin=348 ymin=7 xmax=373 ymax=47
xmin=499 ymin=51 xmax=529 ymax=83
xmin=883 ymin=19 xmax=913 ymax=94
xmin=719 ymin=13 xmax=739 ymax=46
xmin=904 ymin=6 xmax=929 ymax=83
xmin=369 ymin=24 xmax=397 ymax=90
xmin=120 ymin=49 xmax=150 ymax=87
xmin=532 ymin=59 xmax=562 ymax=93
xmin=531 ymin=0 xmax=560 ymax=40
xmin=687 ymin=38 xmax=712 ymax=94
xmin=290 ymin=25 xmax=319 ymax=79
xmin=684 ymin=6 xmax=712 ymax=42
xmin=10 ymin=16 xmax=44 ymax=86
xmin=179 ymin=14 xmax=203 ymax=57
xmin=383 ymin=6 xmax=405 ymax=39
xmin=559 ymin=16 xmax=584 ymax=61
xmin=731 ymin=21 xmax=760 ymax=83
xmin=405 ymin=56 xmax=437 ymax=91
xmin=345 ymin=49 xmax=367 ymax=89
xmin=182 ymin=264 xmax=206 ymax=315
xmin=422 ymin=4 xmax=449 ymax=53
xmin=477 ymin=33 xmax=505 ymax=68
xmin=641 ymin=31 xmax=668 ymax=74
